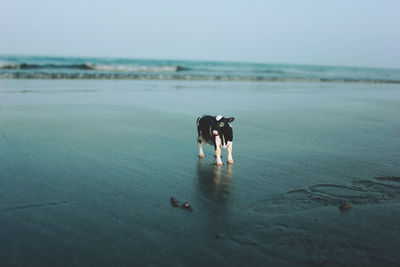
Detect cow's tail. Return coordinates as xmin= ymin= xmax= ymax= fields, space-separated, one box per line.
xmin=196 ymin=116 xmax=201 ymax=143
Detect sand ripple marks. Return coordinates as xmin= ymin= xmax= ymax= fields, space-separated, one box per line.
xmin=251 ymin=177 xmax=400 ymax=214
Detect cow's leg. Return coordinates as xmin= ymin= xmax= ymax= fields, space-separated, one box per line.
xmin=227 ymin=141 xmax=234 ymax=164
xmin=198 ymin=141 xmax=205 ymax=159
xmin=215 ymin=136 xmax=223 ymax=166
xmin=197 ymin=125 xmax=205 ymax=159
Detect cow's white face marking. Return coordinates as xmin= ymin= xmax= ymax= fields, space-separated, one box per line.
xmin=216 ymin=115 xmax=223 ymax=121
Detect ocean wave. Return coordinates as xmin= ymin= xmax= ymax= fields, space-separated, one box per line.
xmin=1 ymin=72 xmax=399 ymax=83
xmin=0 ymin=62 xmax=186 ymax=72
xmin=0 ymin=62 xmax=95 ymax=70
xmin=262 ymin=70 xmax=285 ymax=74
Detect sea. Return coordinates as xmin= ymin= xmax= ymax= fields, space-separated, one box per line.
xmin=1 ymin=55 xmax=400 ymax=83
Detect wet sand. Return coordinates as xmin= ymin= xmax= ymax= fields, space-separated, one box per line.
xmin=0 ymin=79 xmax=400 ymax=266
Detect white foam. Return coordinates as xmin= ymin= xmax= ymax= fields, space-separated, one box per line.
xmin=92 ymin=64 xmax=180 ymax=72
xmin=0 ymin=62 xmax=17 ymax=69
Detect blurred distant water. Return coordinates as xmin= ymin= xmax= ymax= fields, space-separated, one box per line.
xmin=1 ymin=55 xmax=400 ymax=83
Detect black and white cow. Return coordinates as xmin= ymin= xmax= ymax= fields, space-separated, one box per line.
xmin=196 ymin=115 xmax=235 ymax=166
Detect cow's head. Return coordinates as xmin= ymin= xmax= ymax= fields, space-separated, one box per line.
xmin=212 ymin=116 xmax=235 ymax=141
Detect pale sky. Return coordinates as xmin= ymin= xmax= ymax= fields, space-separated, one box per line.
xmin=1 ymin=0 xmax=399 ymax=68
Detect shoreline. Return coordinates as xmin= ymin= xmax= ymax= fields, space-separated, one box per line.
xmin=1 ymin=75 xmax=400 ymax=84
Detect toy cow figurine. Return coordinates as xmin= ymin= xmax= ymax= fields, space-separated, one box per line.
xmin=196 ymin=115 xmax=235 ymax=166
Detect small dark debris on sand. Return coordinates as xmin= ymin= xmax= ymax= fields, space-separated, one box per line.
xmin=215 ymin=234 xmax=224 ymax=239
xmin=181 ymin=202 xmax=193 ymax=211
xmin=170 ymin=197 xmax=193 ymax=211
xmin=170 ymin=197 xmax=179 ymax=207
xmin=339 ymin=204 xmax=352 ymax=211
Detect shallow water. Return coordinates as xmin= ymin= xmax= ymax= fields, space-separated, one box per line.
xmin=0 ymin=79 xmax=399 ymax=266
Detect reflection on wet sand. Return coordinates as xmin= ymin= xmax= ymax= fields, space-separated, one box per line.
xmin=196 ymin=159 xmax=234 ymax=235
xmin=196 ymin=159 xmax=233 ymax=207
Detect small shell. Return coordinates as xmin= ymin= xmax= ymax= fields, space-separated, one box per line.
xmin=181 ymin=202 xmax=193 ymax=211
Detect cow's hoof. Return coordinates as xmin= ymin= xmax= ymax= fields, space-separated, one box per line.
xmin=228 ymin=160 xmax=234 ymax=164
xmin=217 ymin=162 xmax=223 ymax=166
xmin=199 ymin=154 xmax=205 ymax=159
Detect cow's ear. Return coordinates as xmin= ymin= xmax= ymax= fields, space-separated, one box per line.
xmin=227 ymin=117 xmax=235 ymax=123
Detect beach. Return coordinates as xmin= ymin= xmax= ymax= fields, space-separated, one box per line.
xmin=1 ymin=78 xmax=400 ymax=266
